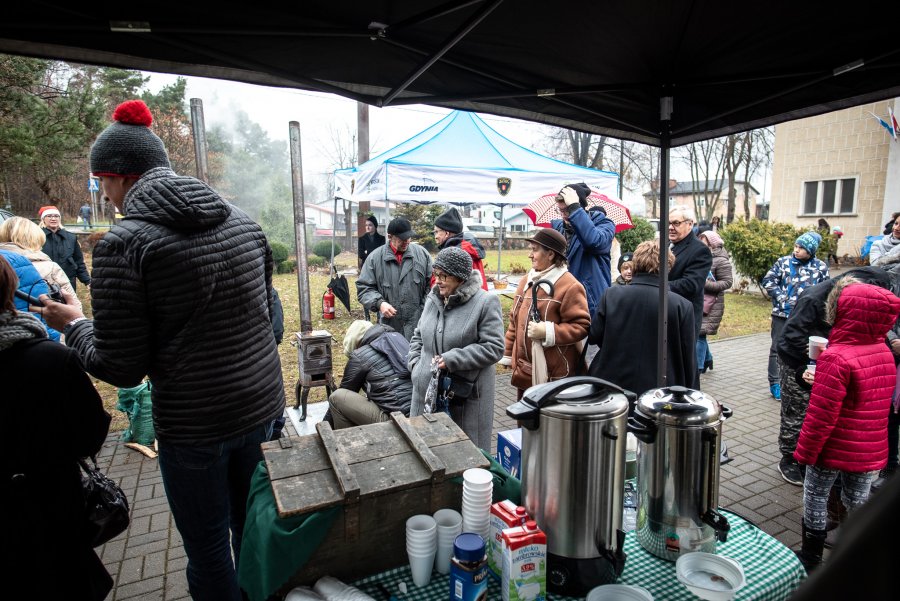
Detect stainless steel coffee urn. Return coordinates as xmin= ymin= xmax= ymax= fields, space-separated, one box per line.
xmin=627 ymin=386 xmax=733 ymax=561
xmin=506 ymin=377 xmax=631 ymax=596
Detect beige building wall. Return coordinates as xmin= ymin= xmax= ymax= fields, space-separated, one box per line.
xmin=769 ymin=98 xmax=898 ymax=260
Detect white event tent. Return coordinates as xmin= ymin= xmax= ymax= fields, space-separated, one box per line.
xmin=333 ymin=110 xmax=619 ymax=274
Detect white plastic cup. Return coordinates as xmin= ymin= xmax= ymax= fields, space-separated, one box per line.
xmin=407 ymin=538 xmax=437 ymax=552
xmin=808 ymin=336 xmax=828 ymax=360
xmin=462 ymin=497 xmax=492 ymax=510
xmin=462 ymin=488 xmax=493 ymax=499
xmin=807 ymin=363 xmax=816 ymax=375
xmin=406 ymin=514 xmax=437 ymax=534
xmin=434 ymin=508 xmax=463 ymax=529
xmin=435 ymin=541 xmax=455 ymax=574
xmin=463 ymin=468 xmax=493 ymax=488
xmin=408 ymin=549 xmax=436 ymax=587
xmin=434 ymin=509 xmax=463 ymax=546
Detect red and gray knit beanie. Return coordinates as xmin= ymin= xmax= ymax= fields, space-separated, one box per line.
xmin=90 ymin=100 xmax=170 ymax=177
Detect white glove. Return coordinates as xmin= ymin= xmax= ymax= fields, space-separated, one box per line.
xmin=498 ymin=356 xmax=512 ymax=367
xmin=559 ymin=186 xmax=581 ymax=213
xmin=527 ymin=321 xmax=547 ymax=341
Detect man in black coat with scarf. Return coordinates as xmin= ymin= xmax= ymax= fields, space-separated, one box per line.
xmin=667 ymin=204 xmax=712 ymax=342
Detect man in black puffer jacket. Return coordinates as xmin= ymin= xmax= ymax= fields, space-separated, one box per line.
xmin=40 ymin=100 xmax=285 ymax=601
xmin=329 ymin=321 xmax=413 ymax=428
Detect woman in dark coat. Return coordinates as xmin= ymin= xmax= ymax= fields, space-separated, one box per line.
xmin=697 ymin=230 xmax=733 ymax=373
xmin=588 ymin=239 xmax=698 ymax=397
xmin=0 ymin=255 xmax=113 ymax=600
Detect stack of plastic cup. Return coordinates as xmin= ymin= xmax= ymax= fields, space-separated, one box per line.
xmin=461 ymin=468 xmax=493 ymax=543
xmin=433 ymin=508 xmax=463 ymax=574
xmin=406 ymin=514 xmax=437 ymax=587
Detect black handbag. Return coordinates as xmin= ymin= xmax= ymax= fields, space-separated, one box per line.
xmin=439 ymin=370 xmax=476 ymax=405
xmin=79 ymin=456 xmax=130 ymax=547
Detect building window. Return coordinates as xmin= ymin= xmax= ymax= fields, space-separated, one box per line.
xmin=800 ymin=178 xmax=857 ymax=215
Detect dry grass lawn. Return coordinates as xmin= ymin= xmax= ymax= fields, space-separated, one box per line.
xmin=75 ymin=248 xmax=770 ymax=432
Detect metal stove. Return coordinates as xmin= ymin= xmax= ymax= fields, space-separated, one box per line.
xmin=294 ymin=329 xmax=336 ymax=420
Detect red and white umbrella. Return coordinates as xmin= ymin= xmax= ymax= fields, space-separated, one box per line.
xmin=523 ymin=190 xmax=634 ymax=233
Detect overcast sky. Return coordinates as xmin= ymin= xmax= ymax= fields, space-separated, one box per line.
xmin=144 ymin=71 xmax=761 ymax=213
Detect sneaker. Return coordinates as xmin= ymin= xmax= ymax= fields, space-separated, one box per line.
xmin=779 ymin=456 xmax=803 ymax=486
xmin=770 ymin=383 xmax=781 ymax=400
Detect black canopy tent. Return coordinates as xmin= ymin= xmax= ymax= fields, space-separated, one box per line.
xmin=3 ymin=0 xmax=897 ymax=384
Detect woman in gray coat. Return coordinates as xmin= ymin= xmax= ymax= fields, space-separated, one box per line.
xmin=409 ymin=246 xmax=505 ymax=450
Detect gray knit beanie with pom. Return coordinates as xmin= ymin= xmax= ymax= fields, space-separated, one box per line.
xmin=90 ymin=100 xmax=171 ymax=177
xmin=434 ymin=246 xmax=473 ymax=281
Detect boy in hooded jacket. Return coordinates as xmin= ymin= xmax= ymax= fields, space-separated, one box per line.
xmin=793 ymin=280 xmax=900 ymax=571
xmin=762 ymin=231 xmax=829 ymax=402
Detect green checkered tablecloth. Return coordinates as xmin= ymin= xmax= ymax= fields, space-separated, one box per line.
xmin=351 ymin=511 xmax=806 ymax=600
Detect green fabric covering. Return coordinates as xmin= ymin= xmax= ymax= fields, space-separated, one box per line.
xmin=116 ymin=380 xmax=155 ymax=444
xmin=450 ymin=448 xmax=521 ymax=504
xmin=238 ymin=462 xmax=342 ymax=601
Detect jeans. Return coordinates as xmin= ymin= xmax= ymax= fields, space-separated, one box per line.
xmin=768 ymin=315 xmax=787 ymax=385
xmin=802 ymin=465 xmax=877 ymax=530
xmin=158 ymin=420 xmax=274 ymax=601
xmin=696 ymin=335 xmax=711 ymax=370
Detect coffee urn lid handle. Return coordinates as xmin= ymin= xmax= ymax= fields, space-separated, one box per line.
xmin=668 ymin=385 xmax=689 ymax=402
xmin=523 ymin=376 xmax=626 ymax=409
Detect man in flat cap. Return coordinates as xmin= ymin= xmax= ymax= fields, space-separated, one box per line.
xmin=357 ymin=216 xmax=433 ymax=340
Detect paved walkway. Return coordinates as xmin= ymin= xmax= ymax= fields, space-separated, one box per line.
xmin=95 ymin=331 xmax=807 ymax=600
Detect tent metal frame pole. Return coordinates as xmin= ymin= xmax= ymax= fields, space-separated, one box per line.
xmin=331 ymin=195 xmax=337 ymax=268
xmin=381 ymin=0 xmax=503 ymax=106
xmin=496 ymin=204 xmax=504 ymax=280
xmin=289 ymin=121 xmax=313 ymax=334
xmin=657 ymin=95 xmax=673 ymax=388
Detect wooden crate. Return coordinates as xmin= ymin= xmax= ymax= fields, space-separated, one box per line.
xmin=261 ymin=411 xmax=490 ymax=589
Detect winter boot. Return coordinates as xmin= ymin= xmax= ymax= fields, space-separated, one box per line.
xmin=795 ymin=521 xmax=826 ymax=572
xmin=871 ymin=466 xmax=895 ymax=494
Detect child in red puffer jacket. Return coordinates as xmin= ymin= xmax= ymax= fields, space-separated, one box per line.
xmin=793 ymin=279 xmax=900 ymax=571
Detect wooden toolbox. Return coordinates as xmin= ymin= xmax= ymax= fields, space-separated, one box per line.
xmin=261 ymin=411 xmax=490 ymax=588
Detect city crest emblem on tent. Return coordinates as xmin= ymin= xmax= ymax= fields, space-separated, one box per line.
xmin=497 ymin=177 xmax=512 ymax=196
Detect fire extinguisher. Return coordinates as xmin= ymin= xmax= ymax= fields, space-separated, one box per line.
xmin=323 ymin=287 xmax=335 ymax=320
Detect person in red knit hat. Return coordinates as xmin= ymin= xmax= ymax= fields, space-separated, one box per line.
xmin=37 ymin=99 xmax=285 ymax=601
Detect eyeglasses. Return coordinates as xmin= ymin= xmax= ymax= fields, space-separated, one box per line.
xmin=433 ymin=271 xmax=451 ymax=282
xmin=669 ymin=219 xmax=692 ymax=228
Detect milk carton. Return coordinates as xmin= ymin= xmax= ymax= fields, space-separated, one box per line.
xmin=489 ymin=501 xmax=527 ymax=576
xmin=501 ymin=520 xmax=546 ymax=601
